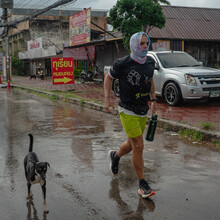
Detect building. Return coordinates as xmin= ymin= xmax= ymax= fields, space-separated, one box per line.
xmin=64 ymin=5 xmax=220 ymax=70
xmin=0 ymin=7 xmax=108 ymax=75
xmin=150 ymin=6 xmax=220 ymax=68
xmin=1 ymin=5 xmax=219 ymax=77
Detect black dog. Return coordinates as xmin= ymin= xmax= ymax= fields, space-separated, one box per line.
xmin=28 ymin=74 xmax=37 ymax=79
xmin=24 ymin=134 xmax=50 ymax=213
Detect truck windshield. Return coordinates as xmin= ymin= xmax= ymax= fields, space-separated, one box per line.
xmin=157 ymin=53 xmax=200 ymax=68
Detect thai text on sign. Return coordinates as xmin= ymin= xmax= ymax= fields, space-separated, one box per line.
xmin=52 ymin=57 xmax=74 ymax=85
xmin=69 ymin=7 xmax=91 ymax=46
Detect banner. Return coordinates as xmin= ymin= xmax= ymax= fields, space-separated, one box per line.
xmin=69 ymin=7 xmax=91 ymax=46
xmin=28 ymin=38 xmax=42 ymax=51
xmin=152 ymin=41 xmax=169 ymax=51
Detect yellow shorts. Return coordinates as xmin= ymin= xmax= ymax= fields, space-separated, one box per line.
xmin=120 ymin=112 xmax=147 ymax=138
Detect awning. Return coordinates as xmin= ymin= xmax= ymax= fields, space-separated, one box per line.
xmin=63 ymin=46 xmax=95 ymax=60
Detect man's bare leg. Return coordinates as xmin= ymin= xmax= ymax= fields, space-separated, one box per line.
xmin=129 ymin=135 xmax=144 ymax=180
xmin=109 ymin=139 xmax=132 ymax=175
xmin=127 ymin=135 xmax=155 ymax=198
xmin=117 ymin=140 xmax=132 ymax=157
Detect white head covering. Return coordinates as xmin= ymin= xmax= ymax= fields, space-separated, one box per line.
xmin=130 ymin=32 xmax=151 ymax=64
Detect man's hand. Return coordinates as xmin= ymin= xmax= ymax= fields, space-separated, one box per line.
xmin=105 ymin=97 xmax=115 ymax=114
xmin=151 ymin=101 xmax=157 ymax=114
xmin=104 ymin=74 xmax=115 ymax=114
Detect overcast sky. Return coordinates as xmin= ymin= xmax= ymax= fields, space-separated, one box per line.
xmin=12 ymin=0 xmax=220 ymax=10
xmin=71 ymin=0 xmax=220 ymax=10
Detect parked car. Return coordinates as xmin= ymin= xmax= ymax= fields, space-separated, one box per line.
xmin=104 ymin=66 xmax=120 ymax=97
xmin=104 ymin=51 xmax=220 ymax=106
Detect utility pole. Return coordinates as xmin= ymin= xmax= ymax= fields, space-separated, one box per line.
xmin=0 ymin=0 xmax=14 ymax=81
xmin=0 ymin=0 xmax=76 ymax=81
xmin=3 ymin=7 xmax=9 ymax=81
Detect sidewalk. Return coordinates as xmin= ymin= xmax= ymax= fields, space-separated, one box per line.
xmin=5 ymin=76 xmax=220 ymax=141
xmin=10 ymin=75 xmax=119 ymax=104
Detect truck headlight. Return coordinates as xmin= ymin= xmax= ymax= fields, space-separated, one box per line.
xmin=185 ymin=74 xmax=197 ymax=86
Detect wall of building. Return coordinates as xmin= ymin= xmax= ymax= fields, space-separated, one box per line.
xmin=185 ymin=41 xmax=220 ymax=68
xmin=95 ymin=40 xmax=129 ymax=70
xmin=29 ymin=19 xmax=69 ymax=52
xmin=151 ymin=38 xmax=220 ymax=68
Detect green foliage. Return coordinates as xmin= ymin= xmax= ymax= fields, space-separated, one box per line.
xmin=201 ymin=122 xmax=214 ymax=130
xmin=178 ymin=129 xmax=204 ymax=142
xmin=49 ymin=95 xmax=59 ymax=101
xmin=11 ymin=56 xmax=25 ymax=76
xmin=109 ymin=0 xmax=166 ymax=49
xmin=74 ymin=68 xmax=81 ymax=79
xmin=80 ymin=99 xmax=84 ymax=106
xmin=77 ymin=60 xmax=85 ymax=69
xmin=180 ymin=121 xmax=188 ymax=124
xmin=215 ymin=142 xmax=220 ymax=149
xmin=163 ymin=123 xmax=169 ymax=131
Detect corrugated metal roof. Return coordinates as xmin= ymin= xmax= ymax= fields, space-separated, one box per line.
xmin=149 ymin=6 xmax=220 ymax=40
xmin=12 ymin=8 xmax=108 ymax=17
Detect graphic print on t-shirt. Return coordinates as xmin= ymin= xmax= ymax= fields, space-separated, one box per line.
xmin=127 ymin=70 xmax=141 ymax=86
xmin=145 ymin=76 xmax=152 ymax=84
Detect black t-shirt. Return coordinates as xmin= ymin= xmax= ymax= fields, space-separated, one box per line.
xmin=110 ymin=55 xmax=155 ymax=113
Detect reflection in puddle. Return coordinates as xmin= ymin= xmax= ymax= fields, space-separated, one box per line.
xmin=53 ymin=108 xmax=75 ymax=133
xmin=109 ymin=178 xmax=155 ymax=219
xmin=26 ymin=199 xmax=47 ymax=220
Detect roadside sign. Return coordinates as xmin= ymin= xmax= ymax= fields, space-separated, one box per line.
xmin=69 ymin=7 xmax=91 ymax=46
xmin=52 ymin=57 xmax=74 ymax=85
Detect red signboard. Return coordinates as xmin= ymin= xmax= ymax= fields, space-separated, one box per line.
xmin=52 ymin=57 xmax=74 ymax=85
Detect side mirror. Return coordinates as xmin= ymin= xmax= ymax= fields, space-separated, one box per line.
xmin=154 ymin=63 xmax=160 ymax=70
xmin=199 ymin=61 xmax=203 ymax=66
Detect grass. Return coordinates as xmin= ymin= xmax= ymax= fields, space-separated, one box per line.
xmin=180 ymin=121 xmax=188 ymax=124
xmin=49 ymin=95 xmax=59 ymax=101
xmin=17 ymin=87 xmax=103 ymax=106
xmin=178 ymin=128 xmax=204 ymax=142
xmin=163 ymin=123 xmax=170 ymax=131
xmin=80 ymin=99 xmax=84 ymax=106
xmin=216 ymin=142 xmax=220 ymax=149
xmin=201 ymin=122 xmax=214 ymax=130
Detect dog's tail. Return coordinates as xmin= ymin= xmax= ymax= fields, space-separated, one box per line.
xmin=28 ymin=134 xmax=33 ymax=152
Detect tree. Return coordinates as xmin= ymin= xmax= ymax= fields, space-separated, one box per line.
xmin=109 ymin=0 xmax=166 ymax=49
xmin=11 ymin=50 xmax=25 ymax=76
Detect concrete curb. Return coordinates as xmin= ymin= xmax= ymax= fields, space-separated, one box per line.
xmin=14 ymin=84 xmax=220 ymax=142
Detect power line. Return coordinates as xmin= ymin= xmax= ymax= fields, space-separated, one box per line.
xmin=0 ymin=0 xmax=77 ymax=28
xmin=31 ymin=0 xmax=56 ymax=10
xmin=15 ymin=0 xmax=28 ymax=8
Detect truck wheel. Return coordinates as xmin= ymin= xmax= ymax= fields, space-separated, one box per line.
xmin=164 ymin=82 xmax=182 ymax=106
xmin=113 ymin=79 xmax=120 ymax=97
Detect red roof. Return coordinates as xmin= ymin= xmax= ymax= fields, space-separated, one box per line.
xmin=149 ymin=6 xmax=220 ymax=41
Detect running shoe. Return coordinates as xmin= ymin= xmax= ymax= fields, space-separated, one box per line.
xmin=138 ymin=180 xmax=155 ymax=198
xmin=108 ymin=150 xmax=119 ymax=175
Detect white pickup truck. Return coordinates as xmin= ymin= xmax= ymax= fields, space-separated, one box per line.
xmin=104 ymin=51 xmax=220 ymax=106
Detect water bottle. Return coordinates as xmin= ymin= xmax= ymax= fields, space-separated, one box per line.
xmin=145 ymin=114 xmax=158 ymax=141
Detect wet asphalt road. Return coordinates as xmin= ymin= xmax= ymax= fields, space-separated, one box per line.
xmin=0 ymin=88 xmax=220 ymax=220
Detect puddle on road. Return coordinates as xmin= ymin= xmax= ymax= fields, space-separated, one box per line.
xmin=1 ymin=89 xmax=220 ymax=220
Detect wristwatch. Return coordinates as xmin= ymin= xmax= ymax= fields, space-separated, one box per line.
xmin=151 ymin=99 xmax=157 ymax=102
